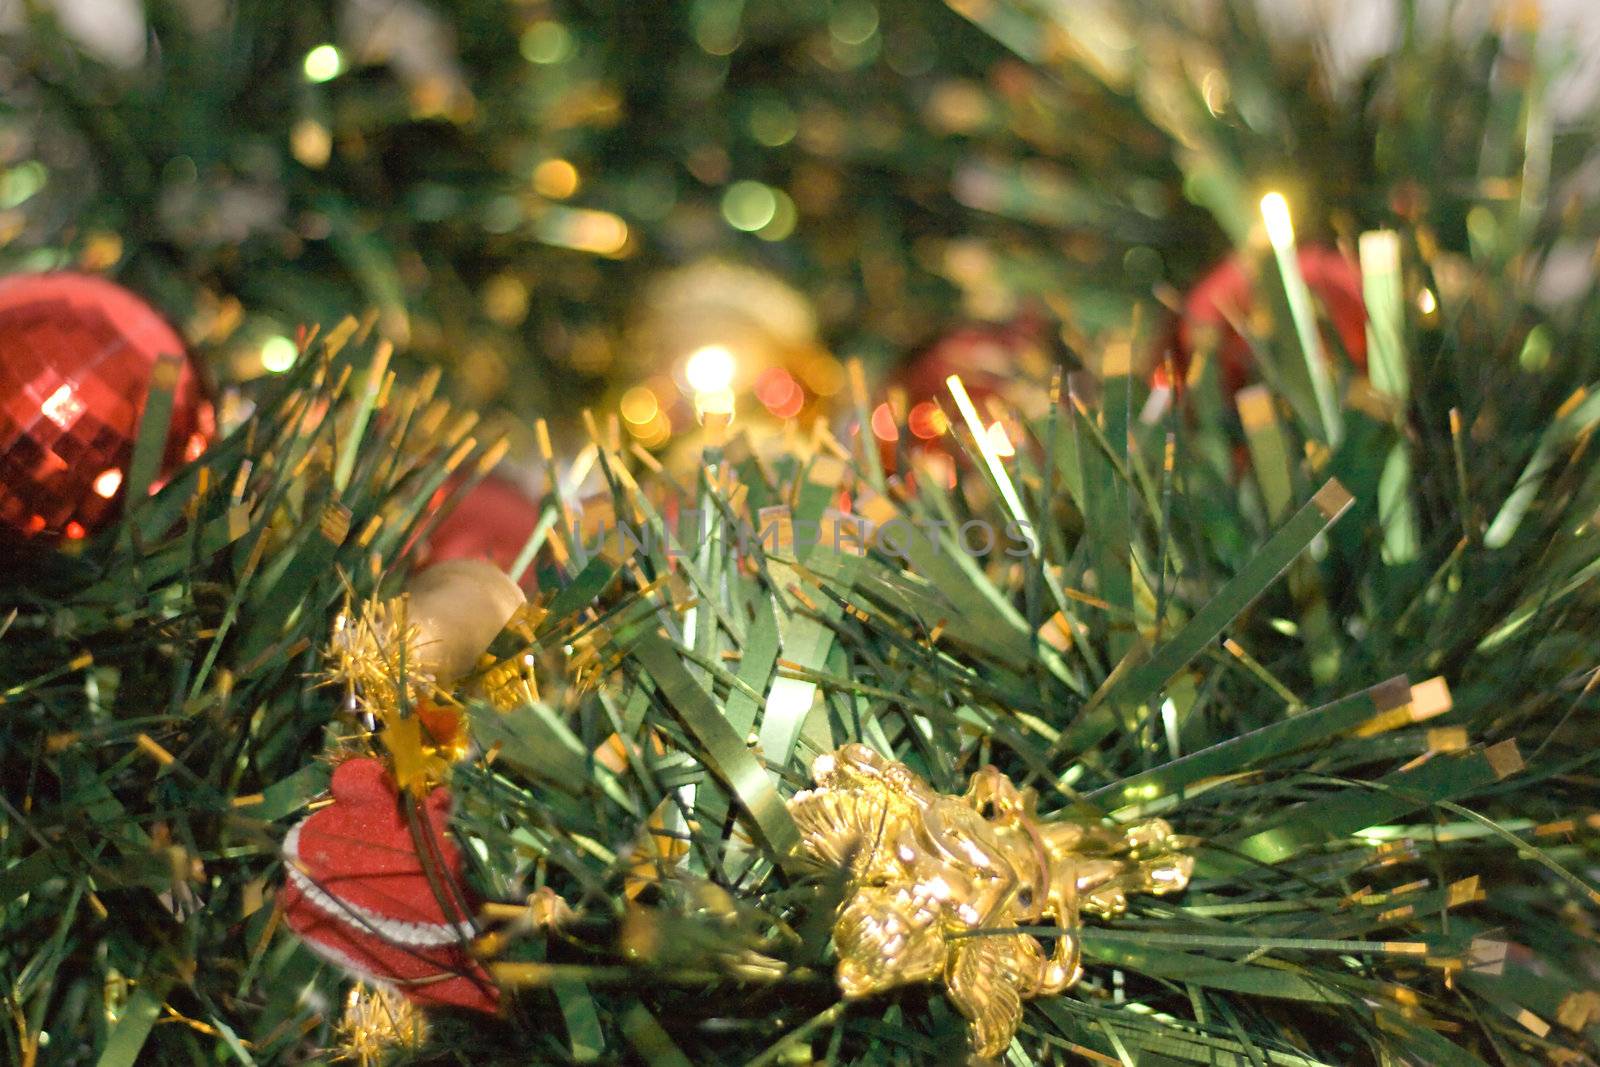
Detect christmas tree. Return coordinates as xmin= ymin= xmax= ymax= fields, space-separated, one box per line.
xmin=4 ymin=1 xmax=1600 ymax=1064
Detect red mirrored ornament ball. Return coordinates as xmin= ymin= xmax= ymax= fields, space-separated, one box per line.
xmin=0 ymin=272 xmax=214 ymax=541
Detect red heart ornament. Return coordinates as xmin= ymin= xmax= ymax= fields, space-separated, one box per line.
xmin=281 ymin=758 xmax=500 ymax=1012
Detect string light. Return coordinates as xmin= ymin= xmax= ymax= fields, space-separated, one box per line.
xmin=694 ymin=388 xmax=736 ymax=420
xmin=684 ymin=344 xmax=737 ymax=394
xmin=1260 ymin=191 xmax=1294 ymax=251
xmin=92 ymin=469 xmax=123 ymax=499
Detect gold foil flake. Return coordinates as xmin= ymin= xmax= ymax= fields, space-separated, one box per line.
xmin=480 ymin=887 xmax=578 ymax=932
xmin=789 ymin=745 xmax=1192 ymax=1057
xmin=135 ymin=733 xmax=176 ymax=767
xmin=1557 ymin=991 xmax=1600 ymax=1032
xmin=1483 ymin=739 xmax=1524 ymax=780
xmin=1446 ymin=876 xmax=1484 ymax=908
xmin=624 ymin=800 xmax=692 ymax=901
xmin=1515 ymin=1008 xmax=1551 ymax=1038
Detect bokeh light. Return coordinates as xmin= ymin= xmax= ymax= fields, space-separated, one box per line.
xmin=261 ymin=336 xmax=298 ymax=373
xmin=291 ymin=119 xmax=332 ymax=169
xmin=722 ymin=181 xmax=778 ymax=232
xmin=755 ymin=368 xmax=804 ymax=419
xmin=870 ymin=402 xmax=899 ymax=442
xmin=907 ymin=401 xmax=946 ymax=439
xmin=620 ymin=386 xmax=661 ymax=426
xmin=92 ymin=468 xmax=123 ymax=499
xmin=303 ymin=45 xmax=344 ymax=84
xmin=1260 ymin=192 xmax=1294 ymax=250
xmin=533 ymin=159 xmax=580 ymax=199
xmin=985 ymin=421 xmax=1015 ymax=457
xmin=756 ymin=189 xmax=797 ymax=241
xmin=535 ymin=207 xmax=629 ymax=256
xmin=521 ymin=22 xmax=574 ymax=64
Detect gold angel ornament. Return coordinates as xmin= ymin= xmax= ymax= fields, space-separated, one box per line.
xmin=789 ymin=745 xmax=1193 ymax=1058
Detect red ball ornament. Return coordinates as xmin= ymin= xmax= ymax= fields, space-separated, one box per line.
xmin=1163 ymin=245 xmax=1367 ymax=397
xmin=419 ymin=473 xmax=542 ymax=593
xmin=0 ymin=272 xmax=214 ymax=540
xmin=879 ymin=315 xmax=1049 ymax=481
xmin=282 ymin=758 xmax=500 ymax=1013
xmin=890 ymin=315 xmax=1049 ymax=410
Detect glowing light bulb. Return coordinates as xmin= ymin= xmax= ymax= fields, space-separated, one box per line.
xmin=1260 ymin=192 xmax=1295 ymax=251
xmin=303 ymin=44 xmax=344 ymax=83
xmin=684 ymin=344 xmax=737 ymax=394
xmin=985 ymin=421 xmax=1015 ymax=457
xmin=92 ymin=468 xmax=123 ymax=499
xmin=261 ymin=335 xmax=299 ymax=373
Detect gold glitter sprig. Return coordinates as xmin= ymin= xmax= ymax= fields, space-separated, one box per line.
xmin=326 ymin=586 xmax=433 ymax=718
xmin=323 ymin=560 xmax=529 ymax=789
xmin=334 ymin=983 xmax=427 ymax=1065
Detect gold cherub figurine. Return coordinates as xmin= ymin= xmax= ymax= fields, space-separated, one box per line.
xmin=789 ymin=745 xmax=1193 ymax=1058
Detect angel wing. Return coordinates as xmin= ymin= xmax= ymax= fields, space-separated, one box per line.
xmin=789 ymin=782 xmax=907 ymax=882
xmin=945 ymin=933 xmax=1044 ymax=1059
xmin=790 ymin=746 xmax=924 ymax=881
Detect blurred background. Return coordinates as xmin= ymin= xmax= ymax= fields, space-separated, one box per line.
xmin=2 ymin=0 xmax=1599 ymax=462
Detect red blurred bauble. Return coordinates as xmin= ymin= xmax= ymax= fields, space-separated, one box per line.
xmin=879 ymin=315 xmax=1049 ymax=480
xmin=420 ymin=473 xmax=542 ymax=592
xmin=890 ymin=315 xmax=1049 ymax=409
xmin=1163 ymin=245 xmax=1367 ymax=397
xmin=0 ymin=272 xmax=214 ymax=541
